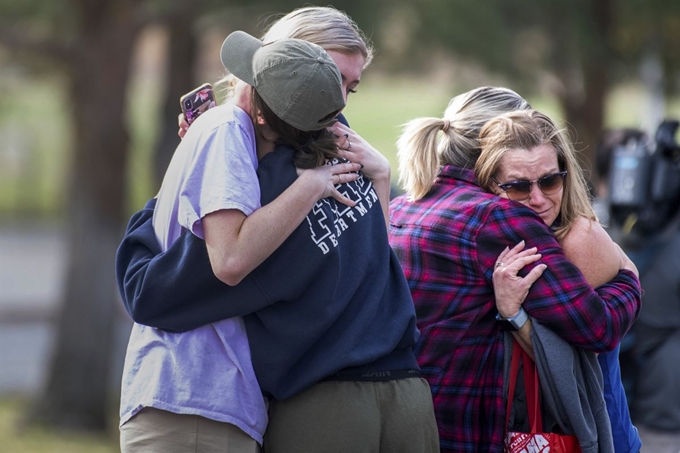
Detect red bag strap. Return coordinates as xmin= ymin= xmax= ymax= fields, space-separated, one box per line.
xmin=506 ymin=339 xmax=544 ymax=434
xmin=505 ymin=339 xmax=522 ymax=429
xmin=520 ymin=346 xmax=543 ymax=433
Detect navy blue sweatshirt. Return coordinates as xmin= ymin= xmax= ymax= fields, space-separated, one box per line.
xmin=116 ymin=144 xmax=420 ymax=400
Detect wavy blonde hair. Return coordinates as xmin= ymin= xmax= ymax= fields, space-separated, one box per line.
xmin=475 ymin=110 xmax=595 ymax=240
xmin=397 ymin=86 xmax=531 ymax=201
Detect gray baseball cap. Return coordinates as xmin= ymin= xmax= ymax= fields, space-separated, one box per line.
xmin=220 ymin=30 xmax=345 ymax=131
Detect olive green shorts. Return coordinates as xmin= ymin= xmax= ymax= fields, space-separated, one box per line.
xmin=264 ymin=377 xmax=439 ymax=453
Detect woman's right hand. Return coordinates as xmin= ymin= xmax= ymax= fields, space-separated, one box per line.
xmin=615 ymin=242 xmax=639 ymax=277
xmin=296 ymin=162 xmax=362 ymax=207
xmin=493 ymin=241 xmax=547 ymax=318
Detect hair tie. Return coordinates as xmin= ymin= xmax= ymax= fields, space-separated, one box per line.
xmin=442 ymin=119 xmax=451 ymax=133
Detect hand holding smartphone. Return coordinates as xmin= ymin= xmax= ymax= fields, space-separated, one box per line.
xmin=180 ymin=83 xmax=216 ymax=125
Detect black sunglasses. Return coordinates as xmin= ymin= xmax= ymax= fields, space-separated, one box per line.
xmin=491 ymin=171 xmax=567 ymax=201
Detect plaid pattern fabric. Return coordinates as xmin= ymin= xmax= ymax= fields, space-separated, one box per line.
xmin=389 ymin=166 xmax=641 ymax=453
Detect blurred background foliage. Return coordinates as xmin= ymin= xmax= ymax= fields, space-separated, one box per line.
xmin=0 ymin=0 xmax=678 ymax=445
xmin=1 ymin=0 xmax=678 ymax=220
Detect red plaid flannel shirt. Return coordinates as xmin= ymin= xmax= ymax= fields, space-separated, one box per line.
xmin=389 ymin=166 xmax=641 ymax=453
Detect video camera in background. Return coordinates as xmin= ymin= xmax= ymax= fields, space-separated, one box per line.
xmin=609 ymin=120 xmax=680 ymax=237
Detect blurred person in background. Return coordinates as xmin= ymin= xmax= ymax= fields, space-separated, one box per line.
xmin=118 ymin=6 xmax=440 ymax=453
xmin=592 ymin=128 xmax=649 ymax=226
xmin=389 ymin=86 xmax=641 ymax=452
xmin=475 ymin=109 xmax=642 ymax=453
xmin=596 ymin=124 xmax=680 ymax=433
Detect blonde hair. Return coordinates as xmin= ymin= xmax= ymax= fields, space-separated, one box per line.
xmin=475 ymin=110 xmax=595 ymax=240
xmin=216 ymin=6 xmax=373 ymax=96
xmin=397 ymin=86 xmax=531 ymax=201
xmin=262 ymin=6 xmax=373 ymax=67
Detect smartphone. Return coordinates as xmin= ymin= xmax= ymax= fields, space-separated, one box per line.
xmin=180 ymin=83 xmax=216 ymax=124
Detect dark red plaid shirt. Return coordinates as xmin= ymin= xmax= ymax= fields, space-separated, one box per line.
xmin=389 ymin=166 xmax=641 ymax=453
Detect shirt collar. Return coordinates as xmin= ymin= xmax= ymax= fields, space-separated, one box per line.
xmin=437 ymin=165 xmax=479 ymax=186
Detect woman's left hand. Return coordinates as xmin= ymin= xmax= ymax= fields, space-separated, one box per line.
xmin=493 ymin=241 xmax=547 ymax=318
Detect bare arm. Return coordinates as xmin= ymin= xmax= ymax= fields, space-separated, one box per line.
xmin=204 ymin=161 xmax=361 ymax=286
xmin=561 ymin=216 xmax=638 ymax=286
xmin=178 ymin=109 xmax=365 ymax=286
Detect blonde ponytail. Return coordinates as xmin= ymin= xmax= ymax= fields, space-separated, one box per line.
xmin=395 ymin=87 xmax=532 ymax=201
xmin=397 ymin=117 xmax=451 ymax=201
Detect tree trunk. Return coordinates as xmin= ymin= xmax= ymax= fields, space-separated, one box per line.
xmin=561 ymin=60 xmax=608 ymax=188
xmin=27 ymin=0 xmax=142 ymax=432
xmin=557 ymin=0 xmax=614 ymax=188
xmin=639 ymin=43 xmax=665 ymax=134
xmin=153 ymin=12 xmax=198 ymax=189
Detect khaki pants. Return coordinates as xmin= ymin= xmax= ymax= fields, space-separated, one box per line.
xmin=120 ymin=407 xmax=260 ymax=453
xmin=264 ymin=377 xmax=439 ymax=453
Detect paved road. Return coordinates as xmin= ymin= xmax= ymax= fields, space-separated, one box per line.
xmin=0 ymin=224 xmax=63 ymax=319
xmin=0 ymin=225 xmax=131 ymax=395
xmin=0 ymin=226 xmax=679 ymax=451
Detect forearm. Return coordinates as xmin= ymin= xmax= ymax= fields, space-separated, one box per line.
xmin=116 ymin=200 xmax=271 ymax=332
xmin=511 ymin=320 xmax=535 ymax=361
xmin=530 ymin=268 xmax=640 ymax=352
xmin=480 ymin=207 xmax=641 ymax=352
xmin=206 ymin=173 xmax=324 ymax=286
xmin=207 ymin=158 xmax=362 ymax=285
xmin=555 ymin=219 xmax=642 ymax=349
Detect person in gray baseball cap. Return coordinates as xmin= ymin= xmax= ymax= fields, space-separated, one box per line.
xmin=221 ymin=30 xmax=345 ymax=132
xmin=119 ymin=30 xmax=366 ymax=453
xmin=118 ymin=10 xmax=439 ymax=453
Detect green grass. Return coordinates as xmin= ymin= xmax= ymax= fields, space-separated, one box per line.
xmin=0 ymin=399 xmax=118 ymax=453
xmin=342 ymin=76 xmax=451 ymax=172
xmin=125 ymin=75 xmax=163 ymax=213
xmin=606 ymin=83 xmax=680 ymax=128
xmin=0 ymin=75 xmax=70 ymax=217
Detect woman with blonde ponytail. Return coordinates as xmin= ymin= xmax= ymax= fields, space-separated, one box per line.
xmin=397 ymin=117 xmax=448 ymax=201
xmin=397 ymin=87 xmax=531 ymax=202
xmin=389 ymin=87 xmax=641 ymax=453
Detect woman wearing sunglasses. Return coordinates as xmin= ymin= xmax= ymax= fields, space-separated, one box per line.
xmin=476 ymin=109 xmax=643 ymax=452
xmin=389 ymin=87 xmax=641 ymax=452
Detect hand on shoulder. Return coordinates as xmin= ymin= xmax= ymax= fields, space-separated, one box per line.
xmin=329 ymin=123 xmax=391 ymax=184
xmin=296 ymin=161 xmax=362 ymax=207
